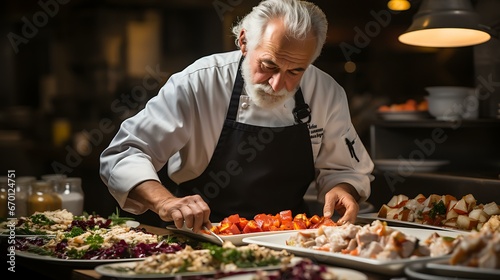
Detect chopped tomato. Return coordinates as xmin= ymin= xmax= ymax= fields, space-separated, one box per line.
xmin=226 ymin=214 xmax=240 ymax=224
xmin=220 ymin=223 xmax=241 ymax=235
xmin=280 ymin=220 xmax=294 ymax=230
xmin=236 ymin=218 xmax=249 ymax=231
xmin=309 ymin=215 xmax=321 ymax=225
xmin=254 ymin=214 xmax=274 ymax=231
xmin=242 ymin=220 xmax=262 ymax=233
xmin=293 ymin=220 xmax=307 ymax=230
xmin=279 ymin=210 xmax=293 ymax=221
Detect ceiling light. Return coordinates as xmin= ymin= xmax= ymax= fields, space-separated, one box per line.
xmin=398 ymin=0 xmax=492 ymax=47
xmin=387 ymin=0 xmax=411 ymax=11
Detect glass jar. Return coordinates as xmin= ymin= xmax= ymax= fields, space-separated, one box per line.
xmin=27 ymin=181 xmax=62 ymax=215
xmin=15 ymin=176 xmax=36 ymax=218
xmin=57 ymin=177 xmax=84 ymax=215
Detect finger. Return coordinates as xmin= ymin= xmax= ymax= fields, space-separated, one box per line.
xmin=337 ymin=203 xmax=359 ymax=225
xmin=171 ymin=209 xmax=184 ymax=229
xmin=323 ymin=203 xmax=334 ymax=218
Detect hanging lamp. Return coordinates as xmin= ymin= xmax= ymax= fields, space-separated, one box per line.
xmin=398 ymin=0 xmax=492 ymax=47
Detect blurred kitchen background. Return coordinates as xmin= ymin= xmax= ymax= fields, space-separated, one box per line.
xmin=1 ymin=0 xmax=499 ymax=223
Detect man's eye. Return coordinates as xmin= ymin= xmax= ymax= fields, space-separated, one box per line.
xmin=288 ymin=70 xmax=300 ymax=76
xmin=262 ymin=63 xmax=277 ymax=71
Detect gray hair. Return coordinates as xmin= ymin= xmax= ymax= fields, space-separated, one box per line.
xmin=232 ymin=0 xmax=328 ymax=63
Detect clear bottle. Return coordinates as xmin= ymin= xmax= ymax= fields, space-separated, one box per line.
xmin=27 ymin=181 xmax=62 ymax=215
xmin=57 ymin=177 xmax=84 ymax=215
xmin=15 ymin=176 xmax=36 ymax=218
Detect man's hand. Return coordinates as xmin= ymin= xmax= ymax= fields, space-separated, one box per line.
xmin=322 ymin=183 xmax=360 ymax=224
xmin=156 ymin=195 xmax=211 ymax=233
xmin=129 ymin=180 xmax=211 ymax=233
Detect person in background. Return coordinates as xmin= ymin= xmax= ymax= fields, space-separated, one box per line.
xmin=100 ymin=0 xmax=374 ymax=233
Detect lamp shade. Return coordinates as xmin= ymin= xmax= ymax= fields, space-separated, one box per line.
xmin=399 ymin=0 xmax=491 ymax=47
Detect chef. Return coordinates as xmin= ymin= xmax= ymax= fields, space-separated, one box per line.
xmin=99 ymin=0 xmax=374 ymax=233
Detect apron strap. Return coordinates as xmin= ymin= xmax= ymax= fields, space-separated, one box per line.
xmin=226 ymin=57 xmax=245 ymax=121
xmin=293 ymin=88 xmax=312 ymax=124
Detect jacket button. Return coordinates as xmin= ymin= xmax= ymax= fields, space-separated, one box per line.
xmin=241 ymin=102 xmax=249 ymax=109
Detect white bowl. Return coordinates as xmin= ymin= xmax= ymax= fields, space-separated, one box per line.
xmin=425 ymin=86 xmax=473 ymax=97
xmin=426 ymin=95 xmax=466 ymax=120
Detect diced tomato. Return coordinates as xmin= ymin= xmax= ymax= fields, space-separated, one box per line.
xmin=220 ymin=224 xmax=241 ymax=235
xmin=254 ymin=214 xmax=274 ymax=231
xmin=218 ymin=222 xmax=231 ymax=233
xmin=293 ymin=220 xmax=307 ymax=230
xmin=310 ymin=217 xmax=336 ymax=228
xmin=279 ymin=210 xmax=293 ymax=221
xmin=280 ymin=220 xmax=294 ymax=230
xmin=226 ymin=214 xmax=240 ymax=224
xmin=242 ymin=220 xmax=263 ymax=233
xmin=236 ymin=218 xmax=249 ymax=231
xmin=294 ymin=213 xmax=311 ymax=228
xmin=309 ymin=215 xmax=321 ymax=225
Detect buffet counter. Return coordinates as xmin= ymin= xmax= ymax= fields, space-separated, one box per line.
xmin=9 ymin=223 xmax=392 ymax=280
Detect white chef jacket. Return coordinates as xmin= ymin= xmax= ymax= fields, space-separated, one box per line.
xmin=99 ymin=50 xmax=374 ymax=214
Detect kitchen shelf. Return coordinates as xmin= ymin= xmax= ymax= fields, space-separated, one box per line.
xmin=368 ymin=119 xmax=500 ymax=208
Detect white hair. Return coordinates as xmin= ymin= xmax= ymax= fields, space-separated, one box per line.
xmin=232 ymin=0 xmax=328 ymax=62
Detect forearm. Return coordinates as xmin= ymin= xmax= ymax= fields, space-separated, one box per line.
xmin=128 ymin=180 xmax=176 ymax=214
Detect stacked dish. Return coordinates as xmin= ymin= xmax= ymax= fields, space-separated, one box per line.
xmin=424 ymin=86 xmax=475 ymax=120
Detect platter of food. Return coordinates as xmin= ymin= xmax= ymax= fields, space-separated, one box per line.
xmin=95 ymin=242 xmax=296 ymax=278
xmin=16 ymin=250 xmax=145 ymax=267
xmin=242 ymin=222 xmax=463 ymax=276
xmin=424 ymin=261 xmax=500 ymax=279
xmin=166 ymin=224 xmax=287 ymax=246
xmin=408 ymin=223 xmax=500 ymax=279
xmin=362 ymin=193 xmax=500 ymax=231
xmin=8 ymin=209 xmax=189 ymax=266
xmin=167 ymin=210 xmax=337 ymax=246
xmin=218 ymin=260 xmax=368 ymax=280
xmin=356 ymin=212 xmax=467 ymax=232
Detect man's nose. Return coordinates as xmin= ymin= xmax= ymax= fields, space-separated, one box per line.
xmin=268 ymin=72 xmax=286 ymax=92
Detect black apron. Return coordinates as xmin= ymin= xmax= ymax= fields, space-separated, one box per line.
xmin=174 ymin=58 xmax=315 ymax=221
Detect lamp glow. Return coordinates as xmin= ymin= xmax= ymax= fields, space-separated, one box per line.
xmin=398 ymin=0 xmax=491 ymax=47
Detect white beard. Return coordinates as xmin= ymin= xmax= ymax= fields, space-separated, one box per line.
xmin=240 ymin=56 xmax=297 ymax=109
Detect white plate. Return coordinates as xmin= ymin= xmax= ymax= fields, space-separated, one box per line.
xmin=242 ymin=226 xmax=462 ymax=276
xmin=356 ymin=213 xmax=469 ymax=233
xmin=377 ymin=111 xmax=431 ymax=121
xmin=16 ymin=250 xmax=145 ymax=267
xmin=373 ymin=159 xmax=449 ymax=172
xmin=95 ymin=256 xmax=305 ymax=279
xmin=166 ymin=224 xmax=301 ymax=246
xmin=405 ymin=261 xmax=499 ymax=280
xmin=218 ymin=266 xmax=368 ymax=280
xmin=426 ymin=260 xmax=500 ymax=279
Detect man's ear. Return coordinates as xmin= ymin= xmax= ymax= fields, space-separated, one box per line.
xmin=238 ymin=29 xmax=247 ymax=55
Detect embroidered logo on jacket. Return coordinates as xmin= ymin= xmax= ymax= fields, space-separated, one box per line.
xmin=308 ymin=123 xmax=324 ymax=140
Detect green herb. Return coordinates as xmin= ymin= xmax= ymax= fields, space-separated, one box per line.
xmin=31 ymin=214 xmax=55 ymax=226
xmin=108 ymin=207 xmax=134 ymax=225
xmin=65 ymin=227 xmax=85 ymax=238
xmin=86 ymin=234 xmax=104 ymax=250
xmin=66 ymin=248 xmax=87 ymax=259
xmin=429 ymin=201 xmax=447 ymax=219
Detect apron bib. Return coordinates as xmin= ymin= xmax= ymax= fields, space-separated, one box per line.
xmin=175 ymin=58 xmax=315 ymax=221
